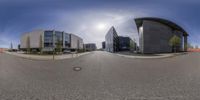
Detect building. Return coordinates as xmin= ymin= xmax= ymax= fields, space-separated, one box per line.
xmin=84 ymin=43 xmax=97 ymax=51
xmin=70 ymin=34 xmax=84 ymax=51
xmin=105 ymin=26 xmax=119 ymax=52
xmin=0 ymin=48 xmax=8 ymax=53
xmin=102 ymin=41 xmax=105 ymax=49
xmin=20 ymin=30 xmax=83 ymax=52
xmin=135 ymin=17 xmax=188 ymax=53
xmin=118 ymin=36 xmax=137 ymax=51
xmin=118 ymin=36 xmax=131 ymax=51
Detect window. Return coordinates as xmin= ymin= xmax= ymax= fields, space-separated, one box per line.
xmin=44 ymin=31 xmax=53 ymax=47
xmin=64 ymin=33 xmax=70 ymax=47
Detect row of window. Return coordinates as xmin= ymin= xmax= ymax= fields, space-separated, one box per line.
xmin=44 ymin=31 xmax=70 ymax=48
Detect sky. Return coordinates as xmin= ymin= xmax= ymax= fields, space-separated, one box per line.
xmin=0 ymin=0 xmax=200 ymax=48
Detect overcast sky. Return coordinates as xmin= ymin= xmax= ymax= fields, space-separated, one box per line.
xmin=0 ymin=0 xmax=200 ymax=48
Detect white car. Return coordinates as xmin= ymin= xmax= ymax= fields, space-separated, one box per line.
xmin=63 ymin=50 xmax=71 ymax=54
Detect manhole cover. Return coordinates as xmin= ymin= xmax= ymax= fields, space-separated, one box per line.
xmin=73 ymin=67 xmax=82 ymax=71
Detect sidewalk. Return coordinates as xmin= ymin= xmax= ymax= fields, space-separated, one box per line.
xmin=115 ymin=52 xmax=187 ymax=59
xmin=4 ymin=51 xmax=91 ymax=60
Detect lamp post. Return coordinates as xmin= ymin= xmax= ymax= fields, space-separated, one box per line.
xmin=53 ymin=31 xmax=55 ymax=60
xmin=53 ymin=47 xmax=55 ymax=60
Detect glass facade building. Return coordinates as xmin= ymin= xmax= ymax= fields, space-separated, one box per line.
xmin=105 ymin=26 xmax=119 ymax=52
xmin=21 ymin=30 xmax=83 ymax=52
xmin=44 ymin=31 xmax=54 ymax=48
xmin=84 ymin=43 xmax=97 ymax=51
xmin=64 ymin=33 xmax=70 ymax=48
xmin=118 ymin=36 xmax=131 ymax=51
xmin=102 ymin=41 xmax=105 ymax=49
xmin=43 ymin=31 xmax=71 ymax=50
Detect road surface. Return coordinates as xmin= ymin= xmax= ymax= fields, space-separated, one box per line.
xmin=0 ymin=51 xmax=200 ymax=100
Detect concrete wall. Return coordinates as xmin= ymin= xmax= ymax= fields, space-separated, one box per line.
xmin=139 ymin=26 xmax=144 ymax=53
xmin=29 ymin=30 xmax=44 ymax=48
xmin=21 ymin=30 xmax=44 ymax=49
xmin=140 ymin=20 xmax=183 ymax=53
xmin=21 ymin=30 xmax=84 ymax=51
xmin=70 ymin=34 xmax=83 ymax=50
xmin=20 ymin=33 xmax=29 ymax=49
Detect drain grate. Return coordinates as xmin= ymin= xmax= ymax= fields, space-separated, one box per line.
xmin=73 ymin=67 xmax=82 ymax=71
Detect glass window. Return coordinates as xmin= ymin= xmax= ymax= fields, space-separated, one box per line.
xmin=55 ymin=31 xmax=63 ymax=42
xmin=44 ymin=31 xmax=53 ymax=47
xmin=64 ymin=33 xmax=70 ymax=47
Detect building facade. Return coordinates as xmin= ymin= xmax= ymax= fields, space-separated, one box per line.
xmin=70 ymin=34 xmax=84 ymax=51
xmin=135 ymin=17 xmax=188 ymax=53
xmin=84 ymin=43 xmax=97 ymax=51
xmin=118 ymin=36 xmax=131 ymax=51
xmin=20 ymin=30 xmax=83 ymax=52
xmin=105 ymin=26 xmax=119 ymax=52
xmin=102 ymin=41 xmax=105 ymax=49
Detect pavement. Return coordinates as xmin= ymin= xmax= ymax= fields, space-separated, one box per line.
xmin=4 ymin=51 xmax=91 ymax=60
xmin=116 ymin=52 xmax=187 ymax=59
xmin=188 ymin=48 xmax=200 ymax=52
xmin=0 ymin=51 xmax=200 ymax=100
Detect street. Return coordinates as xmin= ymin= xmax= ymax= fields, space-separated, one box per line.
xmin=0 ymin=51 xmax=200 ymax=100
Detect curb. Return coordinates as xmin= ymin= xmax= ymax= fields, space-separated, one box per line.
xmin=115 ymin=53 xmax=187 ymax=59
xmin=4 ymin=51 xmax=91 ymax=61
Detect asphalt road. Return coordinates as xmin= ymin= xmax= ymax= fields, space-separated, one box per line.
xmin=0 ymin=51 xmax=200 ymax=100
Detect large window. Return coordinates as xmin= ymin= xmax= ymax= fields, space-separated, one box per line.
xmin=55 ymin=31 xmax=63 ymax=42
xmin=55 ymin=31 xmax=63 ymax=47
xmin=44 ymin=31 xmax=53 ymax=47
xmin=64 ymin=33 xmax=70 ymax=47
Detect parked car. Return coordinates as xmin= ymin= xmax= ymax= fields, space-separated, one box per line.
xmin=63 ymin=50 xmax=71 ymax=54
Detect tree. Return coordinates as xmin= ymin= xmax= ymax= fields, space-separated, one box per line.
xmin=39 ymin=35 xmax=43 ymax=54
xmin=27 ymin=36 xmax=30 ymax=53
xmin=56 ymin=38 xmax=62 ymax=53
xmin=130 ymin=39 xmax=136 ymax=51
xmin=169 ymin=35 xmax=181 ymax=52
xmin=187 ymin=43 xmax=194 ymax=49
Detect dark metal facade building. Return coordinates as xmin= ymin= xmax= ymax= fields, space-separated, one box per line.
xmin=84 ymin=43 xmax=97 ymax=51
xmin=102 ymin=41 xmax=105 ymax=49
xmin=135 ymin=17 xmax=188 ymax=54
xmin=118 ymin=36 xmax=131 ymax=51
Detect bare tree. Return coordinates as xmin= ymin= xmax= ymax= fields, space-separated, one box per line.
xmin=130 ymin=38 xmax=136 ymax=52
xmin=187 ymin=43 xmax=194 ymax=49
xmin=56 ymin=38 xmax=62 ymax=54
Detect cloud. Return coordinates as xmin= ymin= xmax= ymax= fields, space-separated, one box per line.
xmin=0 ymin=0 xmax=199 ymax=48
xmin=50 ymin=9 xmax=149 ymax=48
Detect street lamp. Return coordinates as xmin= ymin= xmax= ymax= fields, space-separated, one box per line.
xmin=53 ymin=31 xmax=55 ymax=60
xmin=53 ymin=46 xmax=55 ymax=60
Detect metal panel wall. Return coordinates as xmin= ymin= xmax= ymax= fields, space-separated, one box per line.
xmin=141 ymin=20 xmax=183 ymax=53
